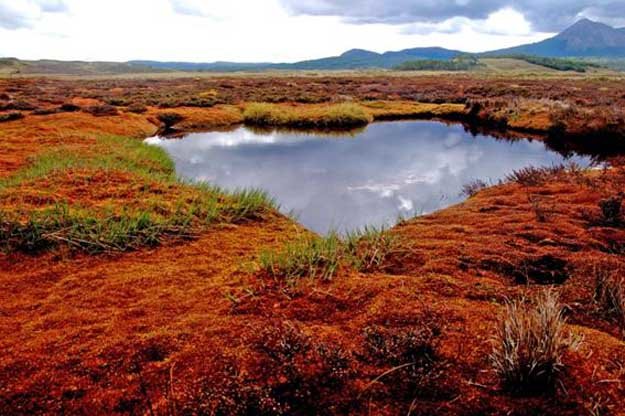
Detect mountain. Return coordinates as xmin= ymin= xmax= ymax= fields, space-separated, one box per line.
xmin=277 ymin=47 xmax=462 ymax=70
xmin=486 ymin=19 xmax=625 ymax=58
xmin=131 ymin=47 xmax=463 ymax=72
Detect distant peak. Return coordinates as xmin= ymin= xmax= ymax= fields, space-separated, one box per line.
xmin=566 ymin=18 xmax=609 ymax=30
xmin=340 ymin=49 xmax=379 ymax=58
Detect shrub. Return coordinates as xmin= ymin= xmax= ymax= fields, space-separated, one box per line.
xmin=461 ymin=179 xmax=489 ymax=197
xmin=598 ymin=194 xmax=624 ymax=227
xmin=127 ymin=104 xmax=148 ymax=114
xmin=85 ymin=104 xmax=118 ymax=117
xmin=361 ymin=322 xmax=442 ymax=401
xmin=252 ymin=322 xmax=351 ymax=413
xmin=6 ymin=100 xmax=35 ymax=111
xmin=0 ymin=112 xmax=24 ymax=123
xmin=157 ymin=112 xmax=184 ymax=129
xmin=259 ymin=234 xmax=341 ymax=282
xmin=490 ymin=290 xmax=580 ymax=395
xmin=32 ymin=108 xmax=59 ymax=116
xmin=59 ymin=103 xmax=81 ymax=112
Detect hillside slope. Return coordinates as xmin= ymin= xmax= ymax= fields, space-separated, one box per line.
xmin=488 ymin=19 xmax=625 ymax=57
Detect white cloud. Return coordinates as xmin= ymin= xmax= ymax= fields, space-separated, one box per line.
xmin=0 ymin=0 xmax=554 ymax=61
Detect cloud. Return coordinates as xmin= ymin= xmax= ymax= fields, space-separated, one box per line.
xmin=402 ymin=8 xmax=532 ymax=36
xmin=279 ymin=0 xmax=625 ymax=32
xmin=0 ymin=0 xmax=67 ymax=30
xmin=169 ymin=0 xmax=214 ymax=17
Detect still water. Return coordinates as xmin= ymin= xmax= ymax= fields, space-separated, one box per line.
xmin=146 ymin=121 xmax=593 ymax=234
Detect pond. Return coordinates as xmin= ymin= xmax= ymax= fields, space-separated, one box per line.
xmin=146 ymin=121 xmax=594 ymax=234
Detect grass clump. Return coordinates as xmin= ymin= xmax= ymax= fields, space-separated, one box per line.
xmin=490 ymin=290 xmax=581 ymax=395
xmin=243 ymin=102 xmax=372 ymax=129
xmin=505 ymin=165 xmax=568 ymax=186
xmin=594 ymin=267 xmax=625 ymax=327
xmin=259 ymin=226 xmax=402 ymax=282
xmin=221 ymin=188 xmax=278 ymax=223
xmin=259 ymin=234 xmax=342 ymax=282
xmin=0 ymin=205 xmax=194 ymax=254
xmin=345 ymin=226 xmax=399 ymax=272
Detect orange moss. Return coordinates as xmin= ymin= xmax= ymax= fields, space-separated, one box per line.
xmin=1 ymin=76 xmax=625 ymax=414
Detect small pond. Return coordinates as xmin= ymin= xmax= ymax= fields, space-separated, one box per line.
xmin=146 ymin=121 xmax=595 ymax=234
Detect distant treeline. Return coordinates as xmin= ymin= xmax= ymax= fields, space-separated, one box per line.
xmin=394 ymin=55 xmax=480 ymax=71
xmin=490 ymin=55 xmax=602 ymax=72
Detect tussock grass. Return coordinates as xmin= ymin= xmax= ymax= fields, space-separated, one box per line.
xmin=0 ymin=204 xmax=192 ymax=254
xmin=490 ymin=290 xmax=580 ymax=395
xmin=505 ymin=163 xmax=584 ymax=187
xmin=344 ymin=226 xmax=398 ymax=272
xmin=505 ymin=165 xmax=567 ymax=186
xmin=594 ymin=267 xmax=625 ymax=327
xmin=243 ymin=102 xmax=372 ymax=129
xmin=259 ymin=234 xmax=342 ymax=282
xmin=221 ymin=188 xmax=278 ymax=223
xmin=260 ymin=226 xmax=401 ymax=282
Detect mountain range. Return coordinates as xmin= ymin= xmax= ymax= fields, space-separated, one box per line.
xmin=130 ymin=19 xmax=625 ymax=72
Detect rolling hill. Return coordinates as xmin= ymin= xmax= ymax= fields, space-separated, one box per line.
xmin=131 ymin=47 xmax=463 ymax=72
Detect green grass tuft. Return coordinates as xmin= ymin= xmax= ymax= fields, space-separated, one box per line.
xmin=259 ymin=234 xmax=342 ymax=282
xmin=344 ymin=226 xmax=398 ymax=272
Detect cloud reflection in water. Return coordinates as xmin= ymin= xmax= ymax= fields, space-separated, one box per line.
xmin=147 ymin=121 xmax=592 ymax=234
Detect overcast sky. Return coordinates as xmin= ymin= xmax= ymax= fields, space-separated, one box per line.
xmin=0 ymin=0 xmax=622 ymax=62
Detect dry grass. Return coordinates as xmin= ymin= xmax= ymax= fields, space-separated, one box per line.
xmin=243 ymin=102 xmax=373 ymax=128
xmin=490 ymin=290 xmax=581 ymax=395
xmin=594 ymin=267 xmax=625 ymax=327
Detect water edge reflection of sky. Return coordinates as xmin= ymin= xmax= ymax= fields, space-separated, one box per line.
xmin=146 ymin=121 xmax=593 ymax=234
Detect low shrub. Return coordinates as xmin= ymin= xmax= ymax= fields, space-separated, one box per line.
xmin=598 ymin=194 xmax=624 ymax=227
xmin=362 ymin=321 xmax=443 ymax=401
xmin=157 ymin=112 xmax=184 ymax=129
xmin=127 ymin=104 xmax=148 ymax=114
xmin=32 ymin=108 xmax=60 ymax=116
xmin=0 ymin=112 xmax=24 ymax=123
xmin=490 ymin=290 xmax=580 ymax=395
xmin=461 ymin=179 xmax=489 ymax=197
xmin=85 ymin=104 xmax=118 ymax=117
xmin=59 ymin=103 xmax=81 ymax=112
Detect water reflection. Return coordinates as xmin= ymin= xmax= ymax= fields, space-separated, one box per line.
xmin=146 ymin=121 xmax=593 ymax=234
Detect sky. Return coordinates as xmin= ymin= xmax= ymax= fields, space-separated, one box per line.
xmin=0 ymin=0 xmax=623 ymax=63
